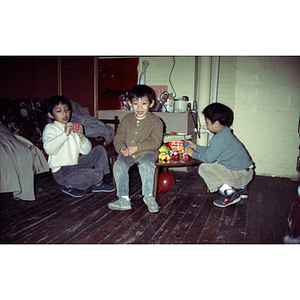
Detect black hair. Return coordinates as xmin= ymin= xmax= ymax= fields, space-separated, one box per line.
xmin=128 ymin=85 xmax=153 ymax=103
xmin=202 ymin=102 xmax=233 ymax=126
xmin=47 ymin=95 xmax=72 ymax=115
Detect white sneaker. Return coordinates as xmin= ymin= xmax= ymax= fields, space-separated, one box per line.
xmin=108 ymin=197 xmax=131 ymax=211
xmin=143 ymin=195 xmax=159 ymax=213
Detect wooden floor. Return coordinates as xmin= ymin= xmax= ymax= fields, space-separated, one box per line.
xmin=1 ymin=166 xmax=298 ymax=244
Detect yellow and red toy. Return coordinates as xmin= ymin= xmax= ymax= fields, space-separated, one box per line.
xmin=158 ymin=145 xmax=171 ymax=162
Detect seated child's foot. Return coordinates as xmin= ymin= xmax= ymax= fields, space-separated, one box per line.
xmin=143 ymin=195 xmax=159 ymax=213
xmin=108 ymin=197 xmax=131 ymax=211
xmin=92 ymin=181 xmax=116 ymax=193
xmin=62 ymin=186 xmax=86 ymax=198
xmin=236 ymin=187 xmax=248 ymax=199
xmin=213 ymin=191 xmax=241 ymax=208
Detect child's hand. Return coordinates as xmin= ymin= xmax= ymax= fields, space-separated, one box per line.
xmin=120 ymin=147 xmax=129 ymax=156
xmin=127 ymin=146 xmax=137 ymax=156
xmin=76 ymin=124 xmax=85 ymax=142
xmin=65 ymin=122 xmax=73 ymax=136
xmin=187 ymin=140 xmax=196 ymax=150
xmin=185 ymin=146 xmax=194 ymax=157
xmin=120 ymin=146 xmax=137 ymax=156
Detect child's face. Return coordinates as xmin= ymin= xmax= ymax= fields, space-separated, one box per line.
xmin=205 ymin=117 xmax=218 ymax=134
xmin=129 ymin=96 xmax=154 ymax=119
xmin=205 ymin=117 xmax=224 ymax=134
xmin=48 ymin=101 xmax=71 ymax=124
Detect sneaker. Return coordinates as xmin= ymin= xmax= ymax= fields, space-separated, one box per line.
xmin=108 ymin=197 xmax=131 ymax=211
xmin=143 ymin=195 xmax=159 ymax=213
xmin=236 ymin=187 xmax=248 ymax=199
xmin=62 ymin=186 xmax=86 ymax=198
xmin=92 ymin=181 xmax=116 ymax=193
xmin=213 ymin=191 xmax=241 ymax=208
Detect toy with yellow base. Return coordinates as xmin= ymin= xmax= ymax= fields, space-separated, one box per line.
xmin=158 ymin=145 xmax=171 ymax=162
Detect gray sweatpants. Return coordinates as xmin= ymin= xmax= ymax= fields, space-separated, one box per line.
xmin=52 ymin=145 xmax=110 ymax=190
xmin=199 ymin=161 xmax=254 ymax=192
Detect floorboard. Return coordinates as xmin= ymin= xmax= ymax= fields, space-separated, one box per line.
xmin=1 ymin=166 xmax=299 ymax=244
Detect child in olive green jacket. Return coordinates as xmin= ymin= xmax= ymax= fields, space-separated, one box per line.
xmin=108 ymin=85 xmax=163 ymax=213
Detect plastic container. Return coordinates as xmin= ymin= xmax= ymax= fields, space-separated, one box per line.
xmin=172 ymin=151 xmax=179 ymax=161
xmin=183 ymin=142 xmax=189 ymax=161
xmin=73 ymin=123 xmax=79 ymax=133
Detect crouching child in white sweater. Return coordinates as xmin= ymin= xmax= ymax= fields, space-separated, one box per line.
xmin=42 ymin=96 xmax=116 ymax=197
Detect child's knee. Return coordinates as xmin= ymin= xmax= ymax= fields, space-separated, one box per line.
xmin=199 ymin=163 xmax=209 ymax=176
xmin=138 ymin=161 xmax=155 ymax=175
xmin=93 ymin=145 xmax=106 ymax=156
xmin=113 ymin=160 xmax=128 ymax=176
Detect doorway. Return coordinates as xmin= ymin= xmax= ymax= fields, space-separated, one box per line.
xmin=98 ymin=57 xmax=139 ymax=110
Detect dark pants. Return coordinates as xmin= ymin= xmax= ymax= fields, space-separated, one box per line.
xmin=53 ymin=145 xmax=110 ymax=190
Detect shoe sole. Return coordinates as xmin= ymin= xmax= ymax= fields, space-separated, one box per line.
xmin=213 ymin=196 xmax=241 ymax=208
xmin=108 ymin=203 xmax=131 ymax=211
xmin=239 ymin=195 xmax=248 ymax=199
xmin=62 ymin=190 xmax=85 ymax=198
xmin=92 ymin=188 xmax=116 ymax=193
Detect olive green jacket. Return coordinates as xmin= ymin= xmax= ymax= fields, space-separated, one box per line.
xmin=113 ymin=112 xmax=163 ymax=160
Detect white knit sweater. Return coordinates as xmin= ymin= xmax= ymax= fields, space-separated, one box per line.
xmin=42 ymin=122 xmax=92 ymax=173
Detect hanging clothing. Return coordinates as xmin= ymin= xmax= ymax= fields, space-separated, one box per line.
xmin=0 ymin=123 xmax=49 ymax=200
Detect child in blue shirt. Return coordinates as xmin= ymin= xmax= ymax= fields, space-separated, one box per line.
xmin=186 ymin=102 xmax=254 ymax=208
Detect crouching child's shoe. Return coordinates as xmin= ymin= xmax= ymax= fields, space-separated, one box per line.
xmin=62 ymin=186 xmax=86 ymax=198
xmin=213 ymin=191 xmax=241 ymax=208
xmin=108 ymin=197 xmax=132 ymax=211
xmin=236 ymin=186 xmax=248 ymax=199
xmin=92 ymin=181 xmax=116 ymax=193
xmin=143 ymin=195 xmax=159 ymax=213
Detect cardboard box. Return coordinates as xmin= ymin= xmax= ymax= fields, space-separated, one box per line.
xmin=168 ymin=141 xmax=184 ymax=152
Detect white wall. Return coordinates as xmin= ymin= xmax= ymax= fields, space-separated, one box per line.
xmin=218 ymin=56 xmax=300 ymax=178
xmin=138 ymin=56 xmax=195 ymax=100
xmin=137 ymin=56 xmax=300 ymax=178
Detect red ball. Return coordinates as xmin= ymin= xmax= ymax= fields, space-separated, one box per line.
xmin=158 ymin=172 xmax=175 ymax=192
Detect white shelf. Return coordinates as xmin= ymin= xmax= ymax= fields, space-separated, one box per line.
xmin=99 ymin=110 xmax=197 ymax=140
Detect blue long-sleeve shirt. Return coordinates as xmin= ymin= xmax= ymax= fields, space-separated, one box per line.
xmin=192 ymin=127 xmax=253 ymax=170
